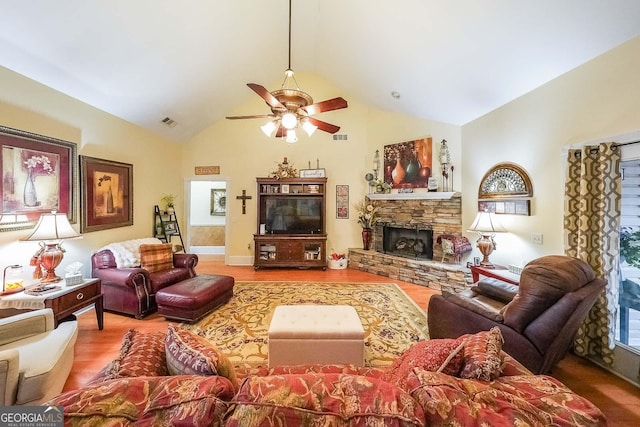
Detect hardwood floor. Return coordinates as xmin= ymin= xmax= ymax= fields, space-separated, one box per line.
xmin=66 ymin=256 xmax=640 ymax=425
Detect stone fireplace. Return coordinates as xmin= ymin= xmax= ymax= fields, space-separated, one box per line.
xmin=348 ymin=193 xmax=471 ymax=292
xmin=381 ymin=223 xmax=433 ymax=260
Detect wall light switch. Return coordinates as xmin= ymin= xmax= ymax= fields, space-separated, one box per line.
xmin=531 ymin=233 xmax=543 ymax=245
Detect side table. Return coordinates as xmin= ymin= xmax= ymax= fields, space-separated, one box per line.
xmin=0 ymin=278 xmax=103 ymax=330
xmin=470 ymin=265 xmax=520 ymax=286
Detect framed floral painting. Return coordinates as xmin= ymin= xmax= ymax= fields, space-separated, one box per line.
xmin=80 ymin=155 xmax=133 ymax=233
xmin=0 ymin=126 xmax=77 ymax=232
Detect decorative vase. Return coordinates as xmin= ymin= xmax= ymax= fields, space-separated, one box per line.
xmin=106 ymin=186 xmax=114 ymax=214
xmin=362 ymin=228 xmax=372 ymax=250
xmin=404 ymin=151 xmax=421 ymax=182
xmin=23 ymin=168 xmax=38 ymax=207
xmin=391 ymin=158 xmax=405 ymax=185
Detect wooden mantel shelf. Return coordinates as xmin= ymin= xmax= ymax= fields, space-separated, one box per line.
xmin=367 ymin=192 xmax=459 ymax=201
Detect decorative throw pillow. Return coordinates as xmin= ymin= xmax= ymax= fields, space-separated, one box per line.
xmin=382 ymin=338 xmax=465 ymax=390
xmin=459 ymin=326 xmax=504 ymax=381
xmin=165 ymin=324 xmax=238 ymax=391
xmin=98 ymin=329 xmax=169 ymax=382
xmin=139 ymin=243 xmax=173 ymax=273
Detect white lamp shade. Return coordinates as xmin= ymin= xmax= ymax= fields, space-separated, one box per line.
xmin=281 ymin=112 xmax=297 ymax=130
xmin=467 ymin=211 xmax=507 ymax=234
xmin=22 ymin=211 xmax=81 ymax=241
xmin=285 ymin=129 xmax=298 ymax=143
xmin=302 ymin=120 xmax=317 ymax=136
xmin=261 ymin=121 xmax=277 ymax=137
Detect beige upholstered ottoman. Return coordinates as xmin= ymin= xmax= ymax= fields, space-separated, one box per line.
xmin=268 ymin=305 xmax=365 ymax=367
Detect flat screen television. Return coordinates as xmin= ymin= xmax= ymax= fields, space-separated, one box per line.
xmin=260 ymin=196 xmax=323 ymax=234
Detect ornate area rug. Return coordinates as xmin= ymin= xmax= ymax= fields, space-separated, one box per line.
xmin=181 ymin=281 xmax=429 ymax=368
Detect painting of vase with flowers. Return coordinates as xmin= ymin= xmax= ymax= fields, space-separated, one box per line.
xmin=383 ymin=137 xmax=432 ymax=189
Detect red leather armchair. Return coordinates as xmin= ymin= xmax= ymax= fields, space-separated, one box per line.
xmin=428 ymin=255 xmax=605 ymax=374
xmin=91 ymin=249 xmax=198 ymax=319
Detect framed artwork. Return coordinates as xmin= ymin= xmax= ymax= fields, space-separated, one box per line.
xmin=336 ymin=184 xmax=349 ymax=219
xmin=0 ymin=125 xmax=77 ymax=232
xmin=164 ymin=221 xmax=177 ymax=233
xmin=80 ymin=155 xmax=133 ymax=233
xmin=281 ymin=184 xmax=290 ymax=194
xmin=383 ymin=136 xmax=432 ymax=189
xmin=210 ymin=188 xmax=226 ymax=215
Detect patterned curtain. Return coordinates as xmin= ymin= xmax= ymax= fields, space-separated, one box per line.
xmin=564 ymin=142 xmax=620 ymax=366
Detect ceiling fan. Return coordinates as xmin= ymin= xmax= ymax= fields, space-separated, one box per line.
xmin=225 ymin=0 xmax=348 ymax=143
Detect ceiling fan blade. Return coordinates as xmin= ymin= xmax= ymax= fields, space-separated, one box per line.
xmin=226 ymin=114 xmax=274 ymax=120
xmin=247 ymin=83 xmax=286 ymax=110
xmin=304 ymin=97 xmax=348 ymax=116
xmin=275 ymin=125 xmax=286 ymax=138
xmin=308 ymin=117 xmax=340 ymax=134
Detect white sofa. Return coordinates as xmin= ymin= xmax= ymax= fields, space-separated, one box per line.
xmin=0 ymin=309 xmax=78 ymax=405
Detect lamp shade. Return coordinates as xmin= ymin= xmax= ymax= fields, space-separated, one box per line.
xmin=22 ymin=211 xmax=80 ymax=241
xmin=467 ymin=211 xmax=507 ymax=234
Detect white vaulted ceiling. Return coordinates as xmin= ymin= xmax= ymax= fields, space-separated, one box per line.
xmin=1 ymin=0 xmax=639 ymax=142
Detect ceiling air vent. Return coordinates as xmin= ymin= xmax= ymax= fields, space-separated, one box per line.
xmin=332 ymin=134 xmax=348 ymax=141
xmin=161 ymin=117 xmax=177 ymax=128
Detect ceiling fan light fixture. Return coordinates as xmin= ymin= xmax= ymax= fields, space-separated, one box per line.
xmin=281 ymin=112 xmax=297 ymax=129
xmin=286 ymin=129 xmax=298 ymax=143
xmin=302 ymin=119 xmax=317 ymax=136
xmin=261 ymin=120 xmax=278 ymax=137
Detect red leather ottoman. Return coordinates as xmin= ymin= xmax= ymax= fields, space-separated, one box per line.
xmin=155 ymin=274 xmax=234 ymax=323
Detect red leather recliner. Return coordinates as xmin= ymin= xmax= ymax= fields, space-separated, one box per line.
xmin=91 ymin=249 xmax=198 ymax=319
xmin=428 ymin=255 xmax=606 ymax=374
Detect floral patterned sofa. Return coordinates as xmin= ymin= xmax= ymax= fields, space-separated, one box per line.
xmin=46 ymin=326 xmax=606 ymax=426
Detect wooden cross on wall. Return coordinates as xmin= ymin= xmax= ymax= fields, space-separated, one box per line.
xmin=236 ymin=190 xmax=252 ymax=214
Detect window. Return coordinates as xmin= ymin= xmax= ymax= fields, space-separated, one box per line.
xmin=618 ymin=159 xmax=640 ymax=352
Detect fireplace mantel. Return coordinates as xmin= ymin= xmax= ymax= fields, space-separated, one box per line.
xmin=367 ymin=192 xmax=458 ymax=201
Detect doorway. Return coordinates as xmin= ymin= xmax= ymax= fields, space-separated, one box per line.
xmin=186 ymin=179 xmax=227 ymax=257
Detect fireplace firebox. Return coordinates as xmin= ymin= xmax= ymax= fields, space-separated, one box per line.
xmin=382 ymin=224 xmax=433 ymax=260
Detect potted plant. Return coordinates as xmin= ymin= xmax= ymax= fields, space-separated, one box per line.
xmin=161 ymin=193 xmax=176 ymax=214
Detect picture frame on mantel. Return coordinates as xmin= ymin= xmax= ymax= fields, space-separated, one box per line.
xmin=0 ymin=125 xmax=77 ymax=232
xmin=80 ymin=155 xmax=133 ymax=233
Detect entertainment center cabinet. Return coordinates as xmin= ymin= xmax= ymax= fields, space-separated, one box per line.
xmin=254 ymin=177 xmax=327 ymax=270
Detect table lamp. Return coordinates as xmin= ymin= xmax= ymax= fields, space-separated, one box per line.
xmin=467 ymin=210 xmax=506 ymax=268
xmin=21 ymin=210 xmax=81 ymax=283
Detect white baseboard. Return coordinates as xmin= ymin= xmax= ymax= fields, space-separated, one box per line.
xmin=190 ymin=246 xmax=225 ymax=255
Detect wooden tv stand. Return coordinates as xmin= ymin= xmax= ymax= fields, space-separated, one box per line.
xmin=254 ymin=177 xmax=327 ymax=270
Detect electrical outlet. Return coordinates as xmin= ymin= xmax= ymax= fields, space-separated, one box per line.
xmin=531 ymin=233 xmax=543 ymax=245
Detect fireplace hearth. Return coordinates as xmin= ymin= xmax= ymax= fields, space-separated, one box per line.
xmin=382 ymin=224 xmax=433 ymax=260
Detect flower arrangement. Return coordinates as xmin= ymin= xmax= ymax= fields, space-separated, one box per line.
xmin=97 ymin=174 xmax=112 ymax=187
xmin=23 ymin=155 xmax=53 ymax=176
xmin=374 ymin=179 xmax=392 ymax=193
xmin=269 ymin=157 xmax=297 ymax=179
xmin=354 ymin=198 xmax=380 ymax=229
xmin=161 ymin=193 xmax=176 ymax=208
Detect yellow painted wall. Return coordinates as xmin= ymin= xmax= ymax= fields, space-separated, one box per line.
xmin=0 ymin=66 xmax=183 ymax=279
xmin=461 ymin=35 xmax=640 ymax=267
xmin=182 ymin=73 xmax=460 ymax=263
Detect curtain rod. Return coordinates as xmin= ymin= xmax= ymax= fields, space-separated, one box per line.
xmin=615 ymin=140 xmax=640 ymax=147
